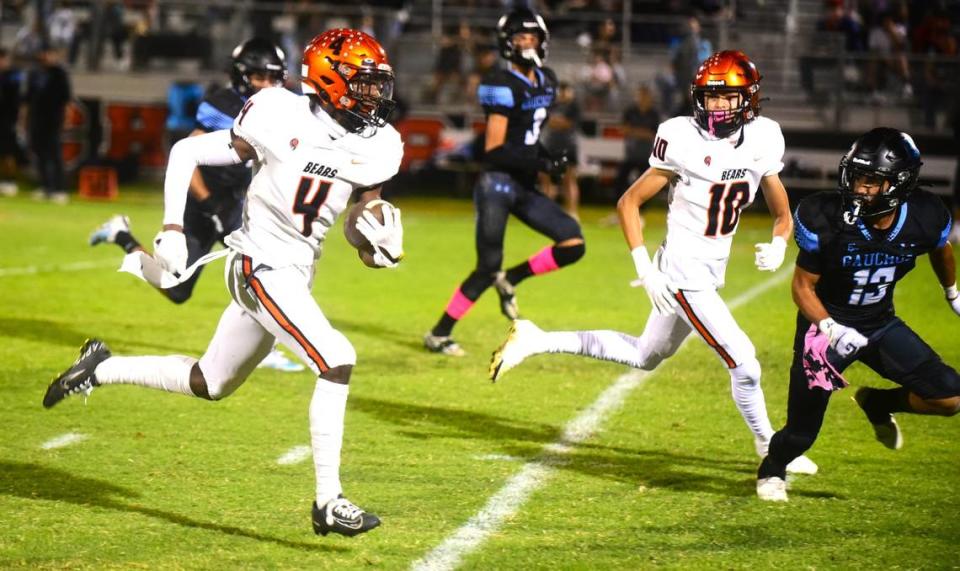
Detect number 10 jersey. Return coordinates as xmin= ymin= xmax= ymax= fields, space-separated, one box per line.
xmin=648 ymin=116 xmax=785 ymax=290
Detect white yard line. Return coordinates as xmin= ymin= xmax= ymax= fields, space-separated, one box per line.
xmin=40 ymin=432 xmax=89 ymax=450
xmin=277 ymin=445 xmax=312 ymax=465
xmin=0 ymin=260 xmax=116 ymax=278
xmin=411 ymin=266 xmax=793 ymax=571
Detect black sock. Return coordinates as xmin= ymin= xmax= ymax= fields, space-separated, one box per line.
xmin=431 ymin=314 xmax=457 ymax=337
xmin=505 ymin=242 xmax=586 ymax=286
xmin=504 ymin=262 xmax=533 ymax=285
xmin=863 ymin=387 xmax=912 ymax=423
xmin=114 ymin=231 xmax=141 ymax=254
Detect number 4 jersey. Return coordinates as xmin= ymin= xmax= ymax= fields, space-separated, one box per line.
xmin=794 ymin=189 xmax=952 ymax=330
xmin=227 ymin=86 xmax=403 ymax=268
xmin=648 ymin=116 xmax=785 ymax=289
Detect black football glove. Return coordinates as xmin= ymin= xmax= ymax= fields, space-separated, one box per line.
xmin=538 ymin=153 xmax=569 ymax=183
xmin=196 ymin=195 xmax=225 ymax=235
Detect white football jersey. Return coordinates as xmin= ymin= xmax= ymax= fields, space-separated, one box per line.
xmin=648 ymin=116 xmax=785 ymax=289
xmin=225 ymin=87 xmax=403 ymax=267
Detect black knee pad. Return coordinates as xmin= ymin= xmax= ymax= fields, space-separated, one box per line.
xmin=553 ymin=241 xmax=585 ymax=267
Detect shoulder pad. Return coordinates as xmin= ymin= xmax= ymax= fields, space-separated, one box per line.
xmin=793 ymin=192 xmax=839 ymax=253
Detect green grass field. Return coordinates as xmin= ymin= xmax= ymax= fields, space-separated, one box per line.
xmin=1 ymin=191 xmax=958 ymax=569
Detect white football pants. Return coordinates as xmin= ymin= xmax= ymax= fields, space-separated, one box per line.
xmin=535 ymin=288 xmax=775 ymax=443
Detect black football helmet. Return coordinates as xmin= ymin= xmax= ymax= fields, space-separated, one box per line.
xmin=497 ymin=8 xmax=549 ymax=68
xmin=839 ymin=127 xmax=922 ymax=224
xmin=230 ymin=37 xmax=287 ymax=96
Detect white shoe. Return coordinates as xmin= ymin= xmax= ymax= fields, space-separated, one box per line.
xmin=423 ymin=332 xmax=466 ymax=357
xmin=0 ymin=182 xmax=17 ymax=197
xmin=785 ymin=455 xmax=818 ymax=475
xmin=257 ymin=348 xmax=305 ymax=372
xmin=488 ymin=319 xmax=544 ymax=382
xmin=89 ymin=214 xmax=132 ymax=246
xmin=757 ymin=476 xmax=788 ymax=502
xmin=755 ymin=437 xmax=818 ymax=475
xmin=49 ymin=192 xmax=69 ymax=205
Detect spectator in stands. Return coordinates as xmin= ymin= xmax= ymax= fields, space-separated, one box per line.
xmin=540 ymin=81 xmax=581 ymax=219
xmin=913 ymin=8 xmax=956 ymax=128
xmin=103 ymin=1 xmax=129 ymax=69
xmin=604 ymin=84 xmax=660 ymax=226
xmin=580 ymin=48 xmax=620 ymax=112
xmin=670 ymin=15 xmax=712 ymax=115
xmin=25 ymin=44 xmax=71 ymax=204
xmin=466 ymin=44 xmax=498 ymax=105
xmin=0 ymin=48 xmax=24 ymax=197
xmin=423 ymin=23 xmax=471 ymax=104
xmin=866 ymin=11 xmax=912 ymax=101
xmin=800 ymin=0 xmax=866 ymax=97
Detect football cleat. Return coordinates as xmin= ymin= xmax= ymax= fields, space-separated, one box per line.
xmin=754 ymin=438 xmax=819 ymax=475
xmin=89 ymin=215 xmax=131 ymax=246
xmin=43 ymin=339 xmax=111 ymax=408
xmin=756 ymin=476 xmax=788 ymax=502
xmin=492 ymin=271 xmax=520 ymax=320
xmin=257 ymin=347 xmax=305 ymax=372
xmin=489 ymin=319 xmax=544 ymax=382
xmin=423 ymin=332 xmax=466 ymax=357
xmin=312 ymin=496 xmax=381 ymax=537
xmin=853 ymin=387 xmax=903 ymax=450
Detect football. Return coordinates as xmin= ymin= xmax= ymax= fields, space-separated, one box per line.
xmin=343 ymin=199 xmax=390 ymax=254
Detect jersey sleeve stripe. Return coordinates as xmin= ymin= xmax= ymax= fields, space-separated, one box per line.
xmin=477 ymin=85 xmax=514 ymax=108
xmin=242 ymin=255 xmax=329 ymax=373
xmin=936 ymin=211 xmax=952 ymax=248
xmin=196 ymin=101 xmax=236 ymax=131
xmin=793 ymin=208 xmax=819 ymax=253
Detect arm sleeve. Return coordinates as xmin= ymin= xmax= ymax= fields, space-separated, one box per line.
xmin=231 ymin=88 xmax=288 ymax=162
xmin=647 ymin=120 xmax=681 ymax=173
xmin=477 ymin=75 xmax=515 ymax=117
xmin=793 ymin=199 xmax=825 ymax=273
xmin=163 ymin=129 xmax=242 ymax=226
xmin=760 ymin=121 xmax=786 ymax=176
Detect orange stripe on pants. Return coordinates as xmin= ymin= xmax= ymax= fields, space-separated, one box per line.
xmin=242 ymin=255 xmax=329 ymax=373
xmin=675 ymin=291 xmax=737 ymax=368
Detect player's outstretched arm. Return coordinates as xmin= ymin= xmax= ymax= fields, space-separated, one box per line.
xmin=929 ymin=242 xmax=960 ymax=316
xmin=755 ymin=174 xmax=793 ymax=272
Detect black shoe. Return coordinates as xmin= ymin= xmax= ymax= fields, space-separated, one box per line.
xmin=311 ymin=496 xmax=380 ymax=537
xmin=43 ymin=339 xmax=111 ymax=409
xmin=493 ymin=271 xmax=520 ymax=320
xmin=853 ymin=387 xmax=903 ymax=450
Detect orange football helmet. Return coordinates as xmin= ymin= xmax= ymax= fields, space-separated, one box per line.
xmin=301 ymin=29 xmax=396 ymax=132
xmin=690 ymin=50 xmax=762 ymax=138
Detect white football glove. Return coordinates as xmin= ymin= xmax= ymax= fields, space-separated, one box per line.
xmin=754 ymin=236 xmax=787 ymax=272
xmin=153 ymin=229 xmax=187 ymax=276
xmin=945 ymin=284 xmax=960 ymax=317
xmin=629 ymin=246 xmax=678 ymax=315
xmin=355 ymin=204 xmax=404 ymax=268
xmin=818 ymin=317 xmax=868 ymax=358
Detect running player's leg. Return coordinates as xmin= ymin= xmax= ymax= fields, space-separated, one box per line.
xmin=427 ymin=172 xmax=515 ymax=347
xmin=63 ymin=300 xmax=274 ymax=402
xmin=490 ymin=310 xmax=692 ymax=381
xmin=672 ymin=289 xmax=776 ymax=445
xmin=502 ymin=187 xmax=585 ymax=288
xmin=236 ymin=254 xmax=362 ymax=513
xmin=758 ymin=316 xmax=835 ymax=497
xmin=854 ymin=319 xmax=960 ymax=447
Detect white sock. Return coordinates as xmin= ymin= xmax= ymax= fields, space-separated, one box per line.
xmin=310 ymin=379 xmax=348 ymax=508
xmin=541 ymin=330 xmax=647 ymax=368
xmin=729 ymin=359 xmax=775 ymax=444
xmin=94 ymin=356 xmax=197 ymax=396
